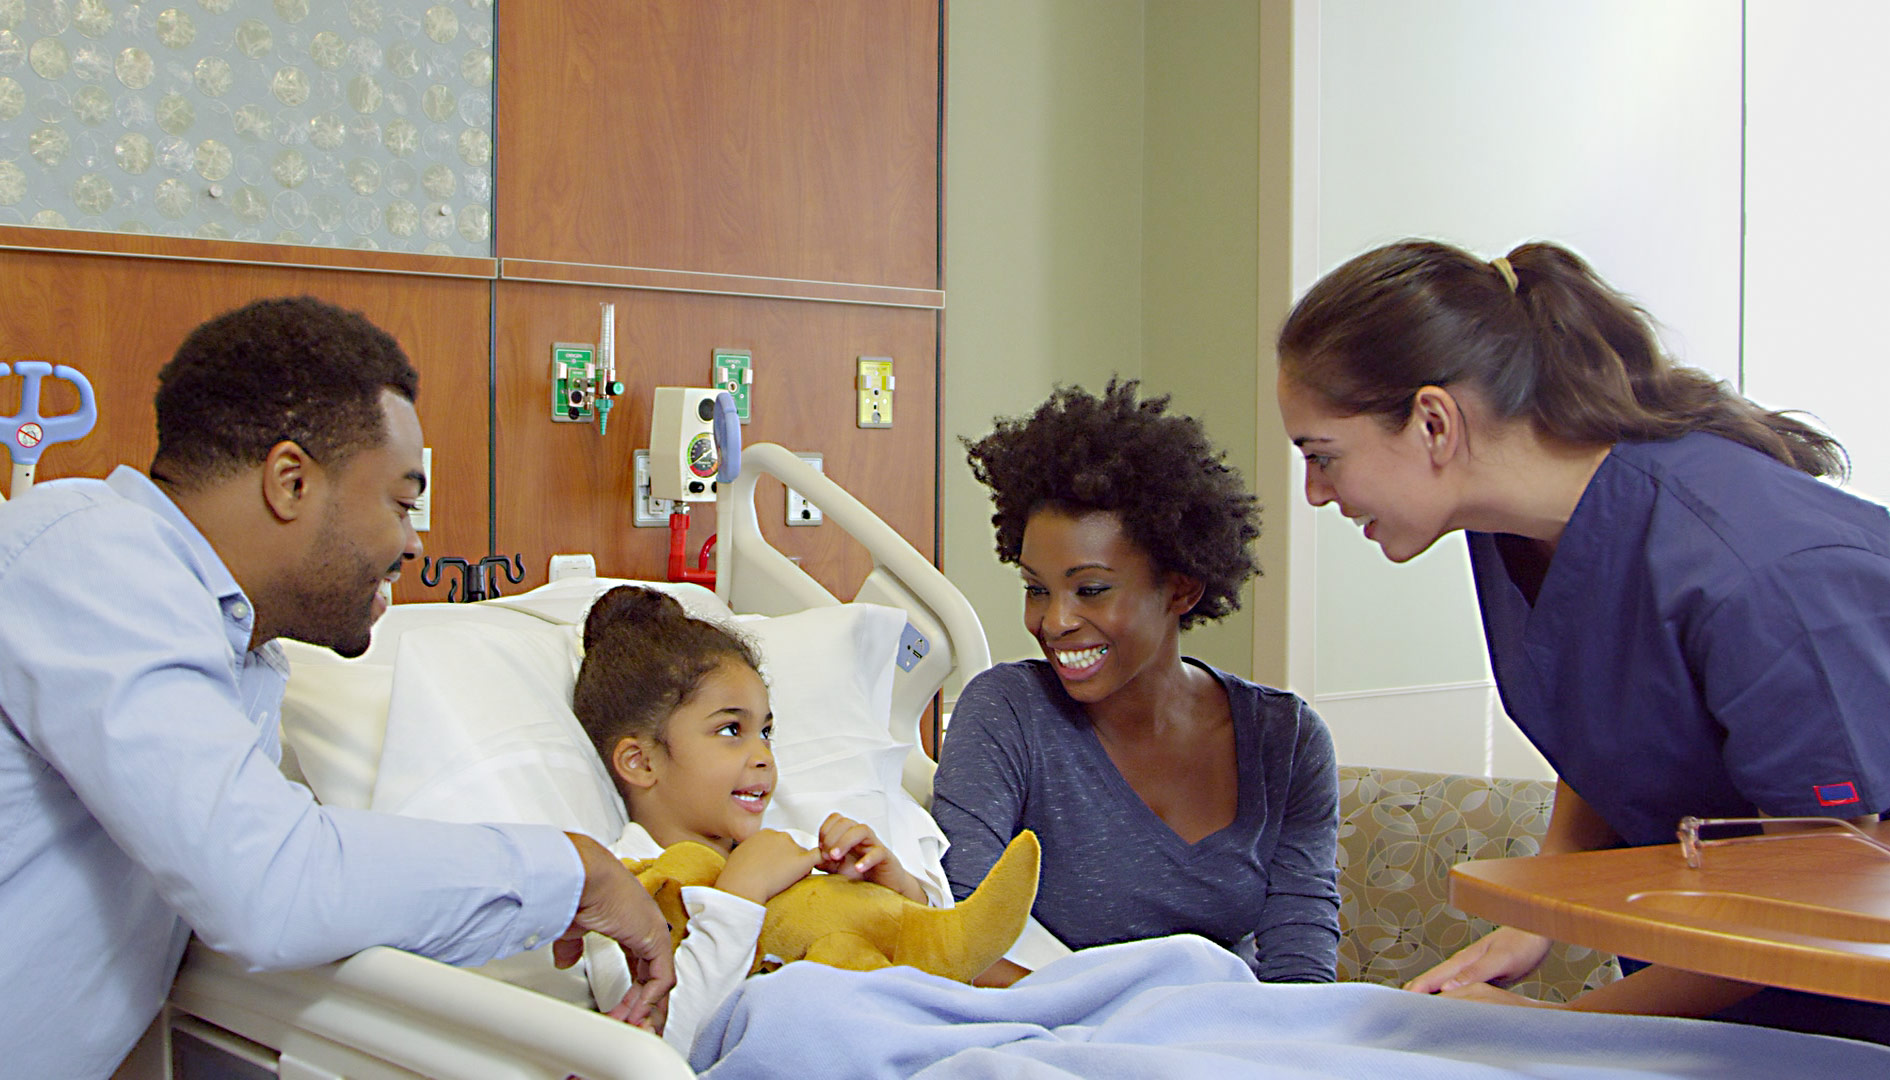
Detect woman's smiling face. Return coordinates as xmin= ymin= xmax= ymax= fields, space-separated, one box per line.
xmin=1276 ymin=373 xmax=1458 ymax=564
xmin=1018 ymin=507 xmax=1198 ymax=706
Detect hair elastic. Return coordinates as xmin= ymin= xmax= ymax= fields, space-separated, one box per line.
xmin=1490 ymin=256 xmax=1519 ymax=294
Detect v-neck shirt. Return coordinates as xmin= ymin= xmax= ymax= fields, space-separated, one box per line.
xmin=932 ymin=659 xmax=1339 ymax=982
xmin=1470 ymin=432 xmax=1890 ymax=847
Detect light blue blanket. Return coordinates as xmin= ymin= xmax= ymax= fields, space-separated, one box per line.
xmin=691 ymin=935 xmax=1890 ymax=1078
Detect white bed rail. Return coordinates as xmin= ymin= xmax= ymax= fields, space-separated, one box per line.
xmin=717 ymin=442 xmax=990 ymax=797
xmin=161 ymin=940 xmax=692 ymax=1080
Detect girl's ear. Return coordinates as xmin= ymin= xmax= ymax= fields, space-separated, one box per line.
xmin=611 ymin=736 xmax=659 ymax=790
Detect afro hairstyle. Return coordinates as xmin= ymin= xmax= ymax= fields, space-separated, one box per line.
xmin=963 ymin=379 xmax=1259 ymax=629
xmin=152 ymin=295 xmax=419 ymax=490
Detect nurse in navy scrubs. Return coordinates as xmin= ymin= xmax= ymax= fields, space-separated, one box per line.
xmin=1275 ymin=238 xmax=1890 ymax=1041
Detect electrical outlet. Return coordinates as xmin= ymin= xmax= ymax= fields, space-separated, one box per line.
xmin=857 ymin=356 xmax=893 ymax=428
xmin=412 ymin=447 xmax=432 ymax=532
xmin=785 ymin=452 xmax=823 ymax=526
xmin=633 ymin=450 xmax=677 ymax=527
xmin=549 ymin=553 xmax=596 ymax=581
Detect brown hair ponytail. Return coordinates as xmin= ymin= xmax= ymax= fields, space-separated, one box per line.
xmin=1277 ymin=239 xmax=1847 ymax=479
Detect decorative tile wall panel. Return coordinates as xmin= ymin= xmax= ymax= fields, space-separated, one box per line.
xmin=0 ymin=0 xmax=494 ymax=254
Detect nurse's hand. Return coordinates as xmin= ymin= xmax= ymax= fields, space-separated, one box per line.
xmin=1438 ymin=982 xmax=1564 ymax=1009
xmin=557 ymin=832 xmax=678 ymax=1032
xmin=1404 ymin=926 xmax=1553 ymax=994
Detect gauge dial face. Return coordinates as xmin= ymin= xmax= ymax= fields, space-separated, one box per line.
xmin=687 ymin=432 xmax=718 ymax=478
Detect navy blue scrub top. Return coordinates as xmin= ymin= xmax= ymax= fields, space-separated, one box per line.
xmin=1470 ymin=432 xmax=1890 ymax=849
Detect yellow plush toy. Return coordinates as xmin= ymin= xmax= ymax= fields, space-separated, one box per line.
xmin=624 ymin=830 xmax=1039 ymax=981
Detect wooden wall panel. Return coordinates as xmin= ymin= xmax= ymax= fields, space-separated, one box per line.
xmin=493 ymin=280 xmax=937 ymax=597
xmin=4 ymin=0 xmax=947 ymax=614
xmin=0 ymin=249 xmax=490 ymax=604
xmin=497 ymin=0 xmax=941 ymax=289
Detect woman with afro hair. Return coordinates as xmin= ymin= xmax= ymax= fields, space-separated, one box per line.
xmin=932 ymin=380 xmax=1339 ymax=987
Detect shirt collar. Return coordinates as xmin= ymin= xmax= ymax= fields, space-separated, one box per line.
xmin=105 ymin=466 xmax=271 ymax=658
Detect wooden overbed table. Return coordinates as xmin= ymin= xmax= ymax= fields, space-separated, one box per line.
xmin=1450 ymin=825 xmax=1890 ymax=1004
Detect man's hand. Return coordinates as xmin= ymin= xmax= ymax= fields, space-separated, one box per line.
xmin=555 ymin=832 xmax=676 ymax=1031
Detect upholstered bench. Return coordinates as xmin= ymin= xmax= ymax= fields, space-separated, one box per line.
xmin=1336 ymin=764 xmax=1621 ymax=1002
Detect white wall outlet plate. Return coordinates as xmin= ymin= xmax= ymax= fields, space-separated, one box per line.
xmin=785 ymin=452 xmax=824 ymax=526
xmin=412 ymin=447 xmax=432 ymax=532
xmin=548 ymin=554 xmax=597 ymax=581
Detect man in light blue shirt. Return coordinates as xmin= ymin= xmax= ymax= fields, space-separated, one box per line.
xmin=0 ymin=297 xmax=674 ymax=1078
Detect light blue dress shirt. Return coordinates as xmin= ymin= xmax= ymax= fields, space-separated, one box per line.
xmin=0 ymin=467 xmax=585 ymax=1078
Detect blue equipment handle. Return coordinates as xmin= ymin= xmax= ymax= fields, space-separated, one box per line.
xmin=0 ymin=362 xmax=98 ymax=466
xmin=712 ymin=390 xmax=741 ymax=482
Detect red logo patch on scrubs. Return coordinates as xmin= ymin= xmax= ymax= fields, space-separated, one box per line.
xmin=1814 ymin=781 xmax=1861 ymax=807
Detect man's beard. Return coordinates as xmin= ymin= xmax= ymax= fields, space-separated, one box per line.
xmin=276 ymin=508 xmax=389 ymax=658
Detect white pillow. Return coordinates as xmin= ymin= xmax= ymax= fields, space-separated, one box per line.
xmin=278 ymin=579 xmax=729 ymax=812
xmin=279 ymin=578 xmax=947 ymax=901
xmin=742 ymin=605 xmax=949 ymax=903
xmin=368 ymin=619 xmax=628 ymax=842
xmin=484 ymin=576 xmax=733 ymax=627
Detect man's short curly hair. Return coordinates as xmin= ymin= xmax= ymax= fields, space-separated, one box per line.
xmin=152 ymin=296 xmax=419 ymax=489
xmin=963 ymin=379 xmax=1259 ymax=629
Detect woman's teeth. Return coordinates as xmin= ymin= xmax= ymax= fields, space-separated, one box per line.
xmin=1056 ymin=646 xmax=1106 ymax=669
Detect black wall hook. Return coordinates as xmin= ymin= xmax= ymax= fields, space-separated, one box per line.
xmin=420 ymin=553 xmax=526 ymax=603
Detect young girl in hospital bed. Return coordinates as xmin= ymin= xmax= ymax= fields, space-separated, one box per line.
xmin=570 ymin=585 xmax=970 ymax=1052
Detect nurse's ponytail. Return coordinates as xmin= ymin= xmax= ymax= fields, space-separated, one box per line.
xmin=1277 ymin=239 xmax=1847 ymax=479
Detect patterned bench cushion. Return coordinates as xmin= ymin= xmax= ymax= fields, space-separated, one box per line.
xmin=1336 ymin=764 xmax=1620 ymax=1002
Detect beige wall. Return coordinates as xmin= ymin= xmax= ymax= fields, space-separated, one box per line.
xmin=944 ymin=0 xmax=1278 ymax=683
xmin=942 ymin=0 xmax=1148 ymax=669
xmin=1140 ymin=1 xmax=1264 ymax=681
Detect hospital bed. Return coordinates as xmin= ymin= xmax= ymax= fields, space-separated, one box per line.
xmin=138 ymin=444 xmax=989 ymax=1080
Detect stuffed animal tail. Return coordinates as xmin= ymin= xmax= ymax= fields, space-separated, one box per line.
xmin=893 ymin=829 xmax=1040 ymax=983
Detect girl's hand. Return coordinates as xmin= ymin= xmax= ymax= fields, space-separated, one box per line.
xmin=716 ymin=829 xmax=822 ymax=905
xmin=816 ymin=813 xmax=927 ymax=902
xmin=1404 ymin=926 xmax=1554 ymax=994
